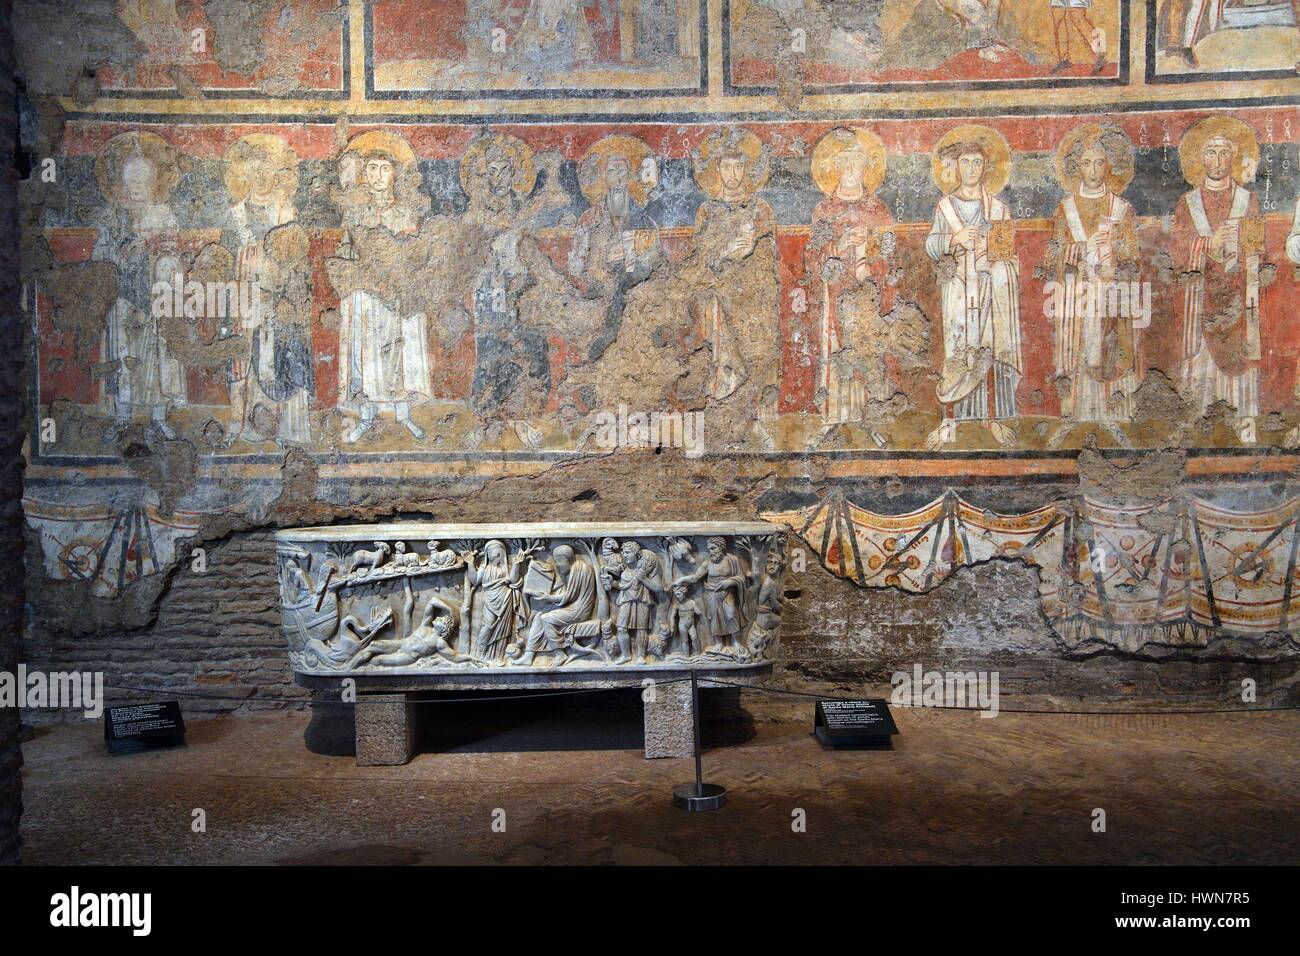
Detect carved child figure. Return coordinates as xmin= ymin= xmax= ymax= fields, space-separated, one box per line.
xmin=667 ymin=583 xmax=701 ymax=658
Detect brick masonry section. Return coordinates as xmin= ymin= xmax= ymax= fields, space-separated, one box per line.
xmin=22 ymin=533 xmax=309 ymax=718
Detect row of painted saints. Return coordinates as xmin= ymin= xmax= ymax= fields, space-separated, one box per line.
xmin=80 ymin=116 xmax=1300 ymax=454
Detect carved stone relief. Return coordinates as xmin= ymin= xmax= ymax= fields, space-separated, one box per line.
xmin=276 ymin=523 xmax=787 ymax=674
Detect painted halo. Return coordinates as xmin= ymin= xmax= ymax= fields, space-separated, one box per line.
xmin=578 ymin=134 xmax=656 ymax=206
xmin=342 ymin=129 xmax=416 ymax=167
xmin=458 ymin=130 xmax=538 ymax=198
xmin=931 ymin=124 xmax=1011 ymax=196
xmin=1178 ymin=116 xmax=1260 ymax=187
xmin=692 ymin=127 xmax=770 ymax=200
xmin=1054 ymin=123 xmax=1135 ymax=195
xmin=811 ymin=127 xmax=887 ymax=198
xmin=95 ymin=131 xmax=181 ymax=205
xmin=224 ymin=133 xmax=300 ymax=206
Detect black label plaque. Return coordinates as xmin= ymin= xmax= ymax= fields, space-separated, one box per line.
xmin=104 ymin=701 xmax=186 ymax=755
xmin=814 ymin=699 xmax=898 ymax=748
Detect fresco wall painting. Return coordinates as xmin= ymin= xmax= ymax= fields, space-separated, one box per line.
xmin=19 ymin=1 xmax=1300 ymax=659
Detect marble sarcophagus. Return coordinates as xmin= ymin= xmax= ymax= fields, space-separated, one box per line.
xmin=275 ymin=522 xmax=788 ymax=763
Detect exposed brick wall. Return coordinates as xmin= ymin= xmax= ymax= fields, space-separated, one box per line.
xmin=22 ymin=533 xmax=307 ymax=718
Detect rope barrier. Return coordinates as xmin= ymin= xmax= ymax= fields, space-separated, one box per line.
xmin=699 ymin=676 xmax=1300 ymax=715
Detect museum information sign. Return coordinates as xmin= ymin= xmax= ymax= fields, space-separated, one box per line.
xmin=814 ymin=699 xmax=898 ymax=747
xmin=104 ymin=702 xmax=186 ymax=755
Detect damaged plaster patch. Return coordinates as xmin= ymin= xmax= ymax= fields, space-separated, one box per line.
xmin=1075 ymin=443 xmax=1187 ymax=503
xmin=13 ymin=0 xmax=140 ymax=98
xmin=202 ymin=0 xmax=343 ymax=92
xmin=113 ymin=426 xmax=198 ymax=516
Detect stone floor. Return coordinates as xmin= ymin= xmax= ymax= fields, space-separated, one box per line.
xmin=18 ymin=696 xmax=1300 ymax=865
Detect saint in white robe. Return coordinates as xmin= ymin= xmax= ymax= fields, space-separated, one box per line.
xmin=1049 ymin=188 xmax=1142 ymax=422
xmin=925 ymin=189 xmax=1022 ymax=421
xmin=337 ymin=291 xmax=431 ymax=414
xmin=96 ymin=204 xmax=186 ymax=423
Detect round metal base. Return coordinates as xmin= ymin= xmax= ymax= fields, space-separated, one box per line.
xmin=672 ymin=783 xmax=728 ymax=812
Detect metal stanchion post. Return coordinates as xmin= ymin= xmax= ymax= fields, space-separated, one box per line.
xmin=672 ymin=670 xmax=727 ymax=811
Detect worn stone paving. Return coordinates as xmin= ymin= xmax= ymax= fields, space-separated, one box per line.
xmin=19 ymin=706 xmax=1299 ymax=865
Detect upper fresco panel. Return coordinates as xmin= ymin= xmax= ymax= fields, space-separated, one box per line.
xmin=366 ymin=0 xmax=707 ymax=98
xmin=96 ymin=0 xmax=348 ymax=98
xmin=1149 ymin=0 xmax=1300 ymax=82
xmin=726 ymin=0 xmax=1128 ymax=94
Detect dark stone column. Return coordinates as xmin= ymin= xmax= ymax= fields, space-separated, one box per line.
xmin=0 ymin=0 xmax=25 ymax=866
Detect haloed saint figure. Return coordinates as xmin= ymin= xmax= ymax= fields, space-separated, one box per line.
xmin=222 ymin=133 xmax=313 ymax=446
xmin=925 ymin=125 xmax=1021 ymax=450
xmin=1171 ymin=117 xmax=1265 ymax=444
xmin=94 ymin=132 xmax=186 ymax=437
xmin=329 ymin=131 xmax=433 ymax=443
xmin=1044 ymin=124 xmax=1140 ymax=448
